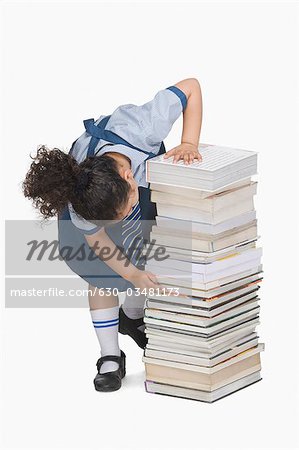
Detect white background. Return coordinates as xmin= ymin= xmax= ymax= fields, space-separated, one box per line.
xmin=1 ymin=1 xmax=299 ymax=449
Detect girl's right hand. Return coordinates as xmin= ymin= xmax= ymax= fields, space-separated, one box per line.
xmin=127 ymin=268 xmax=160 ymax=291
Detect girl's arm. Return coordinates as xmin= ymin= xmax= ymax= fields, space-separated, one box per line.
xmin=85 ymin=227 xmax=159 ymax=290
xmin=164 ymin=77 xmax=203 ymax=164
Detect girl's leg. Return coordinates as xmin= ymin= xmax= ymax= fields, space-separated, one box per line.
xmin=122 ymin=289 xmax=146 ymax=332
xmin=88 ymin=283 xmax=120 ymax=374
xmin=88 ymin=283 xmax=118 ymax=310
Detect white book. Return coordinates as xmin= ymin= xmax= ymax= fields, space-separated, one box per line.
xmin=151 ymin=182 xmax=257 ymax=212
xmin=145 ymin=291 xmax=259 ymax=317
xmin=145 ymin=299 xmax=260 ymax=328
xmin=156 ymin=266 xmax=263 ymax=293
xmin=147 ymin=283 xmax=260 ymax=308
xmin=147 ymin=332 xmax=258 ymax=357
xmin=155 ymin=210 xmax=257 ymax=235
xmin=149 ymin=177 xmax=252 ymax=199
xmin=150 ymin=220 xmax=256 ymax=241
xmin=145 ymin=336 xmax=259 ymax=367
xmin=146 ymin=319 xmax=260 ymax=349
xmin=146 ymin=257 xmax=262 ymax=284
xmin=144 ymin=307 xmax=260 ymax=335
xmin=143 ymin=344 xmax=264 ymax=374
xmin=171 ymin=269 xmax=263 ymax=298
xmin=150 ymin=223 xmax=257 ymax=252
xmin=148 ymin=168 xmax=256 ymax=190
xmin=146 ymin=247 xmax=262 ymax=275
xmin=145 ymin=371 xmax=262 ymax=403
xmin=145 ymin=240 xmax=257 ymax=264
xmin=156 ymin=200 xmax=254 ymax=224
xmin=146 ymin=144 xmax=257 ymax=190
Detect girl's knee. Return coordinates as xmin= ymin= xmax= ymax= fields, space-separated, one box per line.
xmin=88 ymin=284 xmax=119 ymax=310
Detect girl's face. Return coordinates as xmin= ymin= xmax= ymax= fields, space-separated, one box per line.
xmin=104 ymin=151 xmax=139 ymax=221
xmin=119 ymin=176 xmax=139 ymax=220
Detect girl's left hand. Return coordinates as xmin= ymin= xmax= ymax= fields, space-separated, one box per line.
xmin=163 ymin=143 xmax=202 ymax=165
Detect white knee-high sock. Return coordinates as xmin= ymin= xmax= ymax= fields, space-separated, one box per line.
xmin=90 ymin=306 xmax=121 ymax=374
xmin=122 ymin=290 xmax=146 ymax=332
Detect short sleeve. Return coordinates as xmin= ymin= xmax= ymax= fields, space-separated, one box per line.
xmin=68 ymin=201 xmax=103 ymax=236
xmin=104 ymin=85 xmax=187 ymax=152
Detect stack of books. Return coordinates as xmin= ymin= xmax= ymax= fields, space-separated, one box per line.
xmin=142 ymin=144 xmax=264 ymax=403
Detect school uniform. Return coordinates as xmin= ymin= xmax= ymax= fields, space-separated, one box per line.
xmin=57 ymin=85 xmax=187 ymax=291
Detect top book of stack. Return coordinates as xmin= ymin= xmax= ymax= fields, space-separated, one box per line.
xmin=146 ymin=144 xmax=257 ymax=191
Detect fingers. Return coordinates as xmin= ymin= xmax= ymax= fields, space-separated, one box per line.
xmin=173 ymin=153 xmax=181 ymax=164
xmin=147 ymin=280 xmax=159 ymax=290
xmin=183 ymin=152 xmax=195 ymax=165
xmin=147 ymin=271 xmax=160 ymax=285
xmin=163 ymin=149 xmax=175 ymax=159
xmin=184 ymin=151 xmax=202 ymax=164
xmin=142 ymin=279 xmax=160 ymax=292
xmin=165 ymin=150 xmax=203 ymax=165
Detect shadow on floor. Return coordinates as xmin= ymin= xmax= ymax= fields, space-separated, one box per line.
xmin=122 ymin=370 xmax=145 ymax=388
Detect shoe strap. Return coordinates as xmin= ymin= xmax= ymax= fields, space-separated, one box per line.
xmin=128 ymin=316 xmax=144 ymax=327
xmin=96 ymin=354 xmax=122 ymax=371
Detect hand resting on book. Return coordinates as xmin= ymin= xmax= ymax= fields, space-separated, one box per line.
xmin=163 ymin=143 xmax=202 ymax=165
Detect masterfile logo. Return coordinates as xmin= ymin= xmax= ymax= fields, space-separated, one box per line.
xmin=5 ymin=219 xmax=174 ymax=308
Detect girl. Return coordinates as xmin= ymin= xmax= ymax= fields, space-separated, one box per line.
xmin=22 ymin=77 xmax=203 ymax=392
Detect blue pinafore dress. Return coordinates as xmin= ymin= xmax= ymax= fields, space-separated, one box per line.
xmin=57 ymin=114 xmax=165 ymax=291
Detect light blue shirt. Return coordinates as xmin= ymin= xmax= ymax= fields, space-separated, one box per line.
xmin=68 ymin=85 xmax=187 ymax=234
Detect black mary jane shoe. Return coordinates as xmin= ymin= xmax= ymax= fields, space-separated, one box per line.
xmin=119 ymin=305 xmax=148 ymax=349
xmin=94 ymin=350 xmax=126 ymax=392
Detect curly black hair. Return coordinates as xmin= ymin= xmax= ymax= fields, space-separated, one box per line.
xmin=22 ymin=145 xmax=131 ymax=226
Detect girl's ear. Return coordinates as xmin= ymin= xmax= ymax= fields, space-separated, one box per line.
xmin=123 ymin=168 xmax=133 ymax=181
